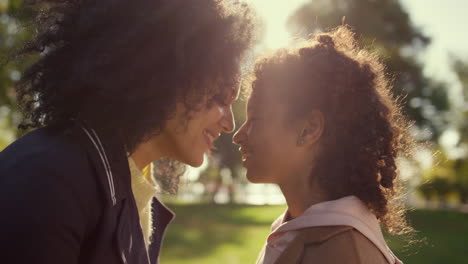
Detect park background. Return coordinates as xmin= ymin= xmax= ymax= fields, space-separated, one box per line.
xmin=1 ymin=0 xmax=468 ymax=263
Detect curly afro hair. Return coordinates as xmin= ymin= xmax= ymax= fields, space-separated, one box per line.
xmin=250 ymin=25 xmax=414 ymax=235
xmin=15 ymin=0 xmax=256 ymax=152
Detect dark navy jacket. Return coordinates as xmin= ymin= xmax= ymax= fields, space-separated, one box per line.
xmin=0 ymin=124 xmax=174 ymax=264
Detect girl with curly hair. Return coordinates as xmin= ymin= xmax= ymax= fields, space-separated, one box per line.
xmin=234 ymin=26 xmax=412 ymax=264
xmin=0 ymin=0 xmax=255 ymax=263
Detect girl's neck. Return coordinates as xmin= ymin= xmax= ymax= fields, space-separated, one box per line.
xmin=279 ymin=175 xmax=329 ymax=220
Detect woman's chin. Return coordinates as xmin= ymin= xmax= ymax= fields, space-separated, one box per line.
xmin=185 ymin=154 xmax=205 ymax=167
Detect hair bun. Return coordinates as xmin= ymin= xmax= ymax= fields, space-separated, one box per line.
xmin=317 ymin=34 xmax=335 ymax=49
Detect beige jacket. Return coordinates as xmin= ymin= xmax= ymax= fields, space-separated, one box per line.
xmin=273 ymin=225 xmax=389 ymax=263
xmin=257 ymin=196 xmax=402 ymax=264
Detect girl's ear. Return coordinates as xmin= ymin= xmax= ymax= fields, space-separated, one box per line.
xmin=296 ymin=110 xmax=324 ymax=147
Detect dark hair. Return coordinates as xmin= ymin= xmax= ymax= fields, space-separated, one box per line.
xmin=15 ymin=0 xmax=255 ymax=152
xmin=250 ymin=26 xmax=414 ymax=235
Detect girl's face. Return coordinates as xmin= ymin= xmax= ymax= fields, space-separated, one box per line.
xmin=233 ymin=90 xmax=311 ymax=184
xmin=154 ymin=91 xmax=238 ymax=167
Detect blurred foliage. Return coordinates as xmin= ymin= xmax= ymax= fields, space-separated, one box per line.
xmin=455 ymin=59 xmax=468 ymax=204
xmin=209 ymin=99 xmax=247 ymax=203
xmin=288 ymin=0 xmax=450 ymax=139
xmin=418 ymin=148 xmax=468 ymax=206
xmin=454 ymin=59 xmax=468 ymax=101
xmin=453 ymin=59 xmax=468 ymax=141
xmin=416 ymin=59 xmax=468 ymax=206
xmin=0 ymin=0 xmax=36 ymax=148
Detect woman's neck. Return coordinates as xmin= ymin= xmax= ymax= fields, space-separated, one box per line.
xmin=130 ymin=137 xmax=166 ymax=170
xmin=279 ymin=174 xmax=328 ymax=220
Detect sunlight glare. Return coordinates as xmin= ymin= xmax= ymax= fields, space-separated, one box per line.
xmin=244 ymin=0 xmax=310 ymax=50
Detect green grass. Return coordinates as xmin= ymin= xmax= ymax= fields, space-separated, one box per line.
xmin=386 ymin=210 xmax=468 ymax=263
xmin=160 ymin=204 xmax=468 ymax=264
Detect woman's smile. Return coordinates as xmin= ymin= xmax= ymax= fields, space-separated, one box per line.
xmin=203 ymin=129 xmax=219 ymax=149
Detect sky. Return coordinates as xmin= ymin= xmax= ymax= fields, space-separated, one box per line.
xmin=244 ymin=0 xmax=311 ymax=50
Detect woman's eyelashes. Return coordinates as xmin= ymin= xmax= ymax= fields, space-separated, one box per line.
xmin=206 ymin=95 xmax=227 ymax=109
xmin=212 ymin=92 xmax=237 ymax=107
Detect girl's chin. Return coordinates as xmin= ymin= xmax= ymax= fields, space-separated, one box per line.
xmin=246 ymin=170 xmax=269 ymax=184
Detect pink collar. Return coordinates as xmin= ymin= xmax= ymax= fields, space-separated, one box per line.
xmin=267 ymin=196 xmax=402 ymax=264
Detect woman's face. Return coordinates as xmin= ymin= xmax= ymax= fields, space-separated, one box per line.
xmin=158 ymin=92 xmax=238 ymax=167
xmin=233 ymin=90 xmax=307 ymax=184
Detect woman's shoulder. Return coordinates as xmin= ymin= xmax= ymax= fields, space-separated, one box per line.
xmin=1 ymin=128 xmax=89 ymax=174
xmin=276 ymin=226 xmax=389 ymax=264
xmin=0 ymin=126 xmax=100 ymax=202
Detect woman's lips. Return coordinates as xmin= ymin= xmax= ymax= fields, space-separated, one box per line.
xmin=203 ymin=130 xmax=217 ymax=149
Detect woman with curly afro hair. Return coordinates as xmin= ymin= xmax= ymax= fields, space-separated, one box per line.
xmin=0 ymin=0 xmax=255 ymax=263
xmin=234 ymin=26 xmax=413 ymax=264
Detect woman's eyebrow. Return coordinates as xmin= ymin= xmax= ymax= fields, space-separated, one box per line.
xmin=227 ymin=87 xmax=240 ymax=104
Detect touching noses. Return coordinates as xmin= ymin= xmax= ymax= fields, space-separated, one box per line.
xmin=233 ymin=122 xmax=247 ymax=145
xmin=220 ymin=105 xmax=235 ymax=133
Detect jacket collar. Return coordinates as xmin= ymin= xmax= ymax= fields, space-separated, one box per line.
xmin=75 ymin=122 xmax=131 ymax=205
xmin=273 ymin=226 xmax=354 ymax=264
xmin=76 ymin=122 xmax=175 ymax=264
xmin=268 ymin=196 xmax=401 ymax=264
xmin=148 ymin=197 xmax=175 ymax=263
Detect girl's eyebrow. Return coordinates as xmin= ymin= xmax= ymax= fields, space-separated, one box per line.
xmin=246 ymin=109 xmax=262 ymax=120
xmin=246 ymin=107 xmax=255 ymax=117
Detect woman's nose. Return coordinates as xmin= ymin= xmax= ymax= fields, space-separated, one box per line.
xmin=220 ymin=105 xmax=235 ymax=133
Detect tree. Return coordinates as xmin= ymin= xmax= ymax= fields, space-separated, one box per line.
xmin=448 ymin=58 xmax=468 ymax=204
xmin=0 ymin=0 xmax=35 ymax=148
xmin=453 ymin=58 xmax=468 ymax=141
xmin=287 ymin=0 xmax=450 ymax=140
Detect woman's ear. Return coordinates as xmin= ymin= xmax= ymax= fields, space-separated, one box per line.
xmin=296 ymin=110 xmax=324 ymax=147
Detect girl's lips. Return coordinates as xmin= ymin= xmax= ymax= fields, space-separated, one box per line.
xmin=241 ymin=152 xmax=252 ymax=161
xmin=239 ymin=147 xmax=253 ymax=164
xmin=241 ymin=153 xmax=254 ymax=168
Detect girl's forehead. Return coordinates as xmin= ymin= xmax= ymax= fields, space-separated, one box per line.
xmin=247 ymin=90 xmax=264 ymax=110
xmin=247 ymin=90 xmax=285 ymax=115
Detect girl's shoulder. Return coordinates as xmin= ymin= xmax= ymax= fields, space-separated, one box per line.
xmin=275 ymin=226 xmax=389 ymax=264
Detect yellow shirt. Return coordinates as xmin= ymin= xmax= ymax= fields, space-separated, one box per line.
xmin=128 ymin=158 xmax=158 ymax=249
